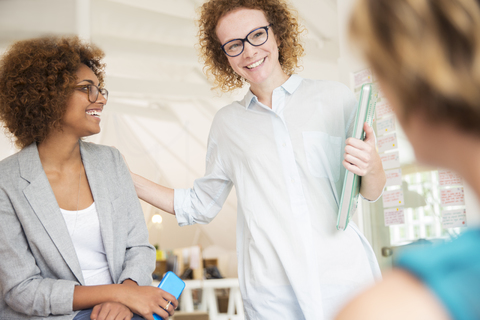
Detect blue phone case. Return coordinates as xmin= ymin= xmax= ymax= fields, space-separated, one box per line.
xmin=153 ymin=271 xmax=186 ymax=320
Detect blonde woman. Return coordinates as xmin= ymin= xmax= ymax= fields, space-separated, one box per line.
xmin=337 ymin=0 xmax=480 ymax=319
xmin=129 ymin=0 xmax=386 ymax=319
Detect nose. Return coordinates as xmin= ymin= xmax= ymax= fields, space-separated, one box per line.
xmin=242 ymin=41 xmax=258 ymax=58
xmin=96 ymin=91 xmax=107 ymax=105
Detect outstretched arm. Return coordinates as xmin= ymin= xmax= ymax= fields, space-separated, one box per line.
xmin=121 ymin=153 xmax=175 ymax=215
xmin=343 ymin=122 xmax=386 ymax=201
xmin=130 ymin=172 xmax=175 ymax=215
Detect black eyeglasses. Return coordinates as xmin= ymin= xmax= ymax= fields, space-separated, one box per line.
xmin=221 ymin=25 xmax=272 ymax=57
xmin=75 ymin=84 xmax=108 ymax=103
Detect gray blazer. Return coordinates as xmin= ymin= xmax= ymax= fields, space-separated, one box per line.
xmin=0 ymin=141 xmax=156 ymax=319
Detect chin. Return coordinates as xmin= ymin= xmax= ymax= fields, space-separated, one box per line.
xmin=85 ymin=128 xmax=101 ymax=137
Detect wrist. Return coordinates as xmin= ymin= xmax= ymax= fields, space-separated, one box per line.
xmin=112 ymin=284 xmax=129 ymax=305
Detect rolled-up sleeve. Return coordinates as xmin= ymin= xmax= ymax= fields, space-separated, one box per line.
xmin=174 ymin=133 xmax=233 ymax=227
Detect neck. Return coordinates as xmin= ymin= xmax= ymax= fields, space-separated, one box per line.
xmin=435 ymin=129 xmax=480 ymax=200
xmin=450 ymin=150 xmax=480 ymax=200
xmin=249 ymin=69 xmax=289 ymax=108
xmin=37 ymin=130 xmax=82 ymax=171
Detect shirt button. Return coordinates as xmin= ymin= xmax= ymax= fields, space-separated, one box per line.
xmin=291 ymin=178 xmax=295 ymax=183
xmin=282 ymin=142 xmax=286 ymax=147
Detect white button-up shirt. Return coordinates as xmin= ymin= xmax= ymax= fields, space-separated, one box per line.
xmin=174 ymin=75 xmax=381 ymax=320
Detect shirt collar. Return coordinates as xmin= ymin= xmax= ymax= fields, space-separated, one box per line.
xmin=243 ymin=74 xmax=303 ymax=109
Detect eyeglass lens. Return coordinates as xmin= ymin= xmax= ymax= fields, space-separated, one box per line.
xmin=224 ymin=27 xmax=269 ymax=56
xmin=88 ymin=85 xmax=108 ymax=103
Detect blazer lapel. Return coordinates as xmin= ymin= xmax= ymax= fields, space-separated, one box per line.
xmin=80 ymin=141 xmax=117 ymax=281
xmin=19 ymin=143 xmax=85 ymax=284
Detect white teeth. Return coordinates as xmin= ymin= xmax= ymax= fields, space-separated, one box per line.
xmin=86 ymin=110 xmax=101 ymax=117
xmin=247 ymin=58 xmax=265 ymax=69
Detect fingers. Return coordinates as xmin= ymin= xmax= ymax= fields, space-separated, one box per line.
xmin=117 ymin=311 xmax=133 ymax=320
xmin=344 ymin=130 xmax=375 ymax=175
xmin=158 ymin=289 xmax=178 ymax=310
xmin=344 ymin=143 xmax=372 ymax=163
xmin=343 ymin=159 xmax=365 ymax=176
xmin=343 ymin=154 xmax=367 ymax=175
xmin=345 ymin=135 xmax=374 ymax=151
xmin=123 ymin=286 xmax=178 ymax=319
xmin=91 ymin=304 xmax=101 ymax=320
xmin=90 ymin=302 xmax=133 ymax=320
xmin=363 ymin=122 xmax=375 ymax=144
xmin=158 ymin=298 xmax=175 ymax=318
xmin=152 ymin=304 xmax=171 ymax=319
xmin=346 ymin=123 xmax=375 ymax=148
xmin=96 ymin=304 xmax=111 ymax=320
xmin=164 ymin=300 xmax=172 ymax=313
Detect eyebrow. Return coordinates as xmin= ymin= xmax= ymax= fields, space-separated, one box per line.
xmin=224 ymin=26 xmax=266 ymax=43
xmin=77 ymin=79 xmax=96 ymax=85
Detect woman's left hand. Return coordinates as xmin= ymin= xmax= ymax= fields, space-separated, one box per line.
xmin=90 ymin=302 xmax=133 ymax=320
xmin=343 ymin=122 xmax=386 ymax=201
xmin=343 ymin=122 xmax=381 ymax=177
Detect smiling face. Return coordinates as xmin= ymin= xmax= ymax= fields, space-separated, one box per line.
xmin=61 ymin=64 xmax=106 ymax=138
xmin=216 ymin=8 xmax=288 ymax=91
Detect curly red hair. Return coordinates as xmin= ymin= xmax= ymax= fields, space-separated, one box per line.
xmin=197 ymin=0 xmax=305 ymax=92
xmin=0 ymin=36 xmax=105 ymax=149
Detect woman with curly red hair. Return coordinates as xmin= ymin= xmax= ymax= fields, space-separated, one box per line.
xmin=0 ymin=36 xmax=177 ymax=320
xmin=129 ymin=0 xmax=386 ymax=318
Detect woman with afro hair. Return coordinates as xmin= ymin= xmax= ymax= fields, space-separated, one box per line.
xmin=128 ymin=0 xmax=386 ymax=319
xmin=0 ymin=36 xmax=177 ymax=320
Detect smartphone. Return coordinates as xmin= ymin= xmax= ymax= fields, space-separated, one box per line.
xmin=153 ymin=271 xmax=186 ymax=320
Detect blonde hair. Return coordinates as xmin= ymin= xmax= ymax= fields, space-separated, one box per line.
xmin=197 ymin=0 xmax=305 ymax=92
xmin=349 ymin=0 xmax=480 ymax=136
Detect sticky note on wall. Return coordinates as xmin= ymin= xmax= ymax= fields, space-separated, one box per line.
xmin=384 ymin=207 xmax=405 ymax=226
xmin=383 ymin=189 xmax=404 ymax=208
xmin=380 ymin=151 xmax=400 ymax=170
xmin=378 ymin=133 xmax=398 ymax=153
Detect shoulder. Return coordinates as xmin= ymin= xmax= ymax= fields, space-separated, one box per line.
xmin=396 ymin=231 xmax=480 ymax=280
xmin=209 ymin=100 xmax=244 ymax=136
xmin=297 ymin=78 xmax=356 ymax=109
xmin=0 ymin=151 xmax=21 ymax=189
xmin=336 ymin=269 xmax=450 ymax=320
xmin=80 ymin=141 xmax=127 ymax=179
xmin=0 ymin=143 xmax=35 ymax=180
xmin=0 ymin=151 xmax=20 ymax=171
xmin=299 ymin=78 xmax=353 ymax=96
xmin=80 ymin=141 xmax=122 ymax=162
xmin=394 ymin=231 xmax=480 ymax=319
xmin=215 ymin=99 xmax=245 ymax=119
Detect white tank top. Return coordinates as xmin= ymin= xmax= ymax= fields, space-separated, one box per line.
xmin=60 ymin=202 xmax=113 ymax=285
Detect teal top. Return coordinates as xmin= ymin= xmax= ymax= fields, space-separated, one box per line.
xmin=396 ymin=229 xmax=480 ymax=320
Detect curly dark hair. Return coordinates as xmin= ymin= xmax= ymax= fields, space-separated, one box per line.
xmin=0 ymin=36 xmax=105 ymax=149
xmin=197 ymin=0 xmax=305 ymax=92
